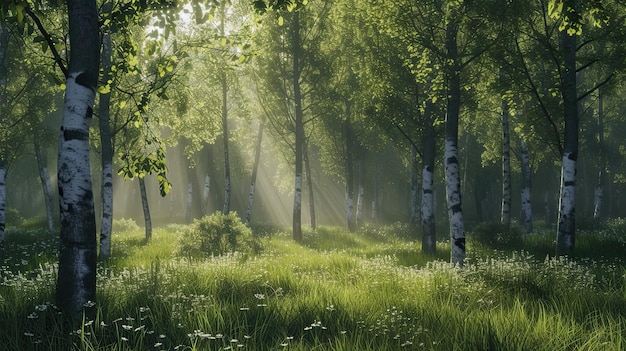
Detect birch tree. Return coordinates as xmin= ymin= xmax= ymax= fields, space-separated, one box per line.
xmin=56 ymin=0 xmax=100 ymax=320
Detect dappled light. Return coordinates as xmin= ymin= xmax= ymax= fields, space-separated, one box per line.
xmin=1 ymin=0 xmax=626 ymax=349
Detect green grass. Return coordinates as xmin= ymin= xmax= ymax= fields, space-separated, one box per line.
xmin=1 ymin=220 xmax=626 ymax=350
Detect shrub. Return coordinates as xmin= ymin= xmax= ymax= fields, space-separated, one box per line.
xmin=178 ymin=212 xmax=261 ymax=258
xmin=469 ymin=222 xmax=524 ymax=249
xmin=112 ymin=217 xmax=140 ymax=233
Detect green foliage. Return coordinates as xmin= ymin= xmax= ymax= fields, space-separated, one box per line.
xmin=112 ymin=217 xmax=140 ymax=233
xmin=469 ymin=222 xmax=524 ymax=250
xmin=2 ymin=224 xmax=626 ymax=350
xmin=178 ymin=212 xmax=261 ymax=258
xmin=4 ymin=208 xmax=23 ymax=227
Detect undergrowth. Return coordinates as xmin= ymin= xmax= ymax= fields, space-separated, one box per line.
xmin=0 ymin=219 xmax=625 ymax=350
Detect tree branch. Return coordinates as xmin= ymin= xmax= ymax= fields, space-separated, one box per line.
xmin=25 ymin=8 xmax=68 ymax=77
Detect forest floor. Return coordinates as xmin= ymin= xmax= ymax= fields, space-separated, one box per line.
xmin=0 ymin=219 xmax=625 ymax=350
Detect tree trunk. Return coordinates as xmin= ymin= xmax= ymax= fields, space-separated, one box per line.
xmin=421 ymin=99 xmax=436 ymax=254
xmin=593 ymin=89 xmax=605 ymax=220
xmin=98 ymin=27 xmax=114 ymax=259
xmin=203 ymin=174 xmax=211 ymax=216
xmin=0 ymin=20 xmax=8 ymax=116
xmin=34 ymin=139 xmax=56 ymax=235
xmin=410 ymin=145 xmax=420 ymax=226
xmin=304 ymin=146 xmax=316 ymax=229
xmin=0 ymin=160 xmax=5 ymax=248
xmin=356 ymin=157 xmax=365 ymax=227
xmin=520 ymin=140 xmax=533 ymax=233
xmin=444 ymin=19 xmax=465 ymax=266
xmin=246 ymin=123 xmax=263 ymax=226
xmin=221 ymin=72 xmax=231 ymax=215
xmin=139 ymin=177 xmax=152 ymax=241
xmin=344 ymin=101 xmax=355 ymax=232
xmin=292 ymin=11 xmax=303 ymax=242
xmin=556 ymin=31 xmax=578 ymax=257
xmin=500 ymin=80 xmax=511 ymax=226
xmin=56 ymin=0 xmax=99 ymax=321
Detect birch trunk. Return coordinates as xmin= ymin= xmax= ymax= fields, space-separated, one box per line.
xmin=304 ymin=146 xmax=316 ymax=229
xmin=593 ymin=90 xmax=605 ymax=220
xmin=556 ymin=31 xmax=578 ymax=257
xmin=34 ymin=139 xmax=56 ymax=235
xmin=98 ymin=26 xmax=114 ymax=259
xmin=185 ymin=178 xmax=193 ymax=223
xmin=344 ymin=101 xmax=355 ymax=232
xmin=219 ymin=6 xmax=231 ymax=215
xmin=246 ymin=123 xmax=263 ymax=226
xmin=203 ymin=174 xmax=211 ymax=215
xmin=292 ymin=10 xmax=303 ymax=242
xmin=410 ymin=146 xmax=420 ymax=226
xmin=139 ymin=177 xmax=152 ymax=241
xmin=520 ymin=141 xmax=532 ymax=233
xmin=356 ymin=157 xmax=364 ymax=227
xmin=500 ymin=87 xmax=511 ymax=226
xmin=421 ymin=98 xmax=436 ymax=254
xmin=56 ymin=0 xmax=99 ymax=321
xmin=0 ymin=161 xmax=5 ymax=247
xmin=444 ymin=19 xmax=465 ymax=266
xmin=221 ymin=72 xmax=231 ymax=215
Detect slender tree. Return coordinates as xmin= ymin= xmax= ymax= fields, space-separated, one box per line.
xmin=56 ymin=0 xmax=100 ymax=320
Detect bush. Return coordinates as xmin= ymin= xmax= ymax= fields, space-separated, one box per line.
xmin=112 ymin=217 xmax=140 ymax=233
xmin=178 ymin=212 xmax=262 ymax=258
xmin=469 ymin=222 xmax=524 ymax=250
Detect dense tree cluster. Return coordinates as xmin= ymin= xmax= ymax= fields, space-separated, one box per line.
xmin=1 ymin=0 xmax=626 ymax=318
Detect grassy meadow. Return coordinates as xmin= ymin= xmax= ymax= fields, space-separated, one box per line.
xmin=1 ymin=218 xmax=626 ymax=350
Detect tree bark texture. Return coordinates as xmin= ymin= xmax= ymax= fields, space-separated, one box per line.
xmin=246 ymin=123 xmax=263 ymax=226
xmin=304 ymin=146 xmax=316 ymax=229
xmin=593 ymin=90 xmax=605 ymax=220
xmin=292 ymin=11 xmax=303 ymax=242
xmin=444 ymin=19 xmax=465 ymax=266
xmin=500 ymin=86 xmax=511 ymax=226
xmin=421 ymin=98 xmax=436 ymax=254
xmin=139 ymin=177 xmax=152 ymax=241
xmin=520 ymin=141 xmax=532 ymax=233
xmin=98 ymin=29 xmax=114 ymax=259
xmin=56 ymin=0 xmax=99 ymax=321
xmin=556 ymin=31 xmax=578 ymax=257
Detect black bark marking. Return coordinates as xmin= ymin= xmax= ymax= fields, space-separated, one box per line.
xmin=454 ymin=237 xmax=466 ymax=251
xmin=423 ymin=189 xmax=433 ymax=194
xmin=75 ymin=72 xmax=91 ymax=89
xmin=567 ymin=152 xmax=577 ymax=161
xmin=87 ymin=106 xmax=93 ymax=118
xmin=63 ymin=128 xmax=89 ymax=141
xmin=446 ymin=156 xmax=458 ymax=165
xmin=564 ymin=180 xmax=576 ymax=187
xmin=450 ymin=203 xmax=462 ymax=213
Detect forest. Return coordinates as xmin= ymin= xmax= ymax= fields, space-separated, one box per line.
xmin=2 ymin=0 xmax=626 ymax=350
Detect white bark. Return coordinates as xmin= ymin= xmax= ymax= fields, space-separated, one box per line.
xmin=421 ymin=164 xmax=436 ymax=253
xmin=57 ymin=72 xmax=98 ymax=319
xmin=203 ymin=174 xmax=211 ymax=215
xmin=345 ymin=195 xmax=353 ymax=228
xmin=445 ymin=140 xmax=465 ymax=266
xmin=501 ymin=98 xmax=511 ymax=225
xmin=186 ymin=181 xmax=193 ymax=222
xmin=557 ymin=152 xmax=576 ymax=254
xmin=593 ymin=187 xmax=602 ymax=220
xmin=356 ymin=183 xmax=364 ymax=226
xmin=520 ymin=141 xmax=532 ymax=233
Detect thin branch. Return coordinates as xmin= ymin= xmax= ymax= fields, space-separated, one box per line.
xmin=578 ymin=73 xmax=613 ymax=102
xmin=25 ymin=8 xmax=68 ymax=77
